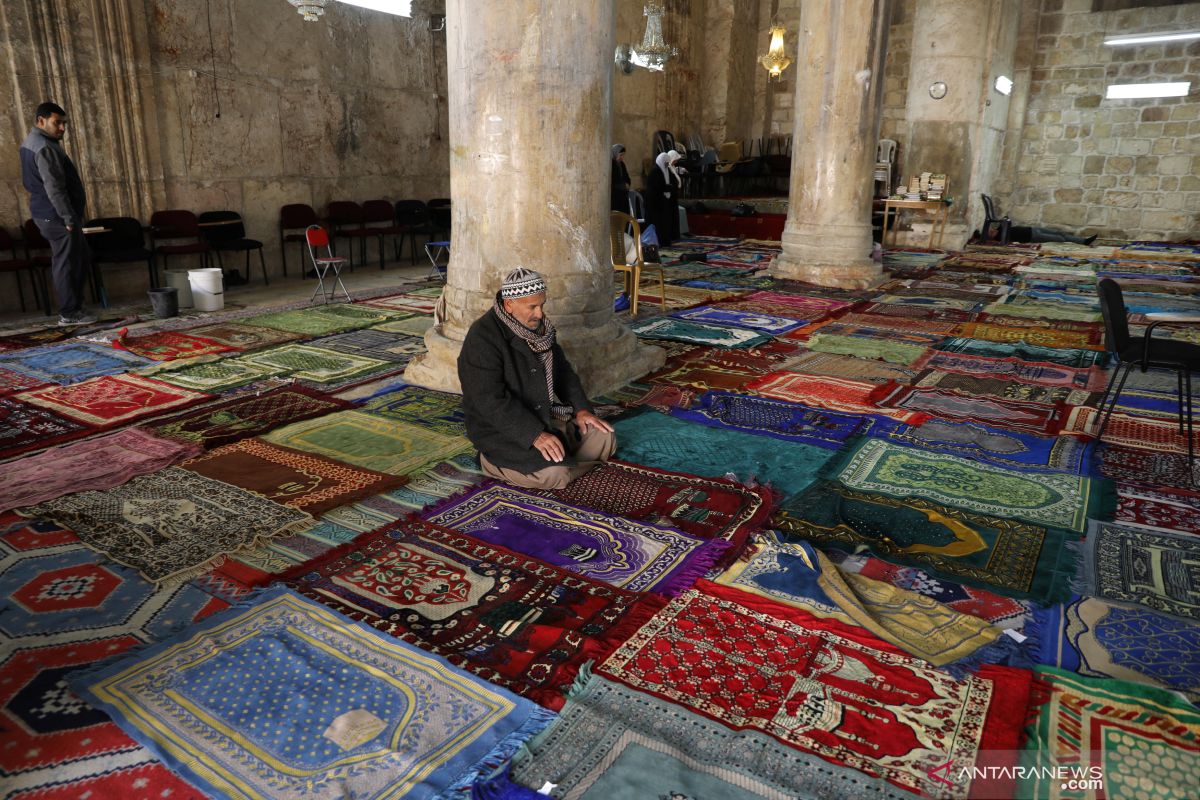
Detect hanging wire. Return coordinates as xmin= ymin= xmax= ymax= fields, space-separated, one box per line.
xmin=206 ymin=0 xmax=222 ymax=118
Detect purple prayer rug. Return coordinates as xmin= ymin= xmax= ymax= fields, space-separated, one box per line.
xmin=423 ymin=482 xmax=728 ymax=596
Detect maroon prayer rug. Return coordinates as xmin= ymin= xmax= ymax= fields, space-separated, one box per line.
xmin=0 ymin=397 xmax=91 ymax=462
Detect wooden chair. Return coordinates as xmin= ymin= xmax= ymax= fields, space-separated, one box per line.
xmin=609 ymin=211 xmax=665 ymax=317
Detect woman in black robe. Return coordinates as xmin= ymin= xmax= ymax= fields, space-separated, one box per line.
xmin=611 ymin=144 xmax=631 ymax=214
xmin=645 ymin=149 xmax=682 ymax=246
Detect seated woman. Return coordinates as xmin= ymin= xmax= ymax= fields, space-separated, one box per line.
xmin=980 ymin=194 xmax=1096 ymax=245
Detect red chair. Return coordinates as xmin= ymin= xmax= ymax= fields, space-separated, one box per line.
xmin=279 ymin=203 xmax=318 ymax=278
xmin=325 ymin=201 xmax=373 ymax=270
xmin=361 ymin=199 xmax=405 ymax=270
xmin=305 ymin=225 xmax=350 ymax=304
xmin=0 ymin=227 xmax=47 ymax=314
xmin=149 ymin=210 xmax=210 ymax=281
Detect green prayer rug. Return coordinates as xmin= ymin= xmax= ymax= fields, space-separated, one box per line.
xmin=824 ymin=437 xmax=1111 ymax=533
xmin=242 ymin=304 xmax=397 ymax=336
xmin=238 ymin=343 xmax=393 ymax=386
xmin=144 ymin=356 xmax=283 ymax=392
xmin=805 ymin=332 xmax=930 ymax=365
xmin=371 ymin=314 xmax=433 ymax=337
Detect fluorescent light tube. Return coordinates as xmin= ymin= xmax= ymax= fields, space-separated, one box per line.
xmin=1105 ymin=82 xmax=1190 ymax=99
xmin=1104 ymin=31 xmax=1200 ymax=46
xmin=994 ymin=75 xmax=1013 ymax=96
xmin=335 ymin=0 xmax=412 ymax=16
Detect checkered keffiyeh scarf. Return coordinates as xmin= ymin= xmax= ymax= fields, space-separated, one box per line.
xmin=493 ymin=299 xmax=574 ymax=421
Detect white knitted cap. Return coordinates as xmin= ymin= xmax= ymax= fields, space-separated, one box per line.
xmin=499 ymin=266 xmax=547 ymax=299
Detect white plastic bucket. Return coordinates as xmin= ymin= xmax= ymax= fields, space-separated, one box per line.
xmin=188 ymin=268 xmax=224 ymax=312
xmin=165 ymin=269 xmax=194 ymax=307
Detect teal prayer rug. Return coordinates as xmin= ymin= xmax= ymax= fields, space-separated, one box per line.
xmin=75 ymin=587 xmax=553 ymax=800
xmin=1074 ymin=520 xmax=1200 ymax=622
xmin=629 ymin=317 xmax=773 ymax=348
xmin=934 ymin=336 xmax=1109 ymax=369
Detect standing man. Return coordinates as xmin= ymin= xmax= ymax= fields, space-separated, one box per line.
xmin=20 ymin=101 xmax=95 ymax=326
xmin=458 ymin=266 xmax=616 ymax=490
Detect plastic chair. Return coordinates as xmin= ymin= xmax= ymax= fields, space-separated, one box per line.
xmin=326 ymin=201 xmax=373 ymax=269
xmin=279 ymin=203 xmax=318 ymax=277
xmin=394 ymin=200 xmax=437 ymax=264
xmin=0 ymin=227 xmax=46 ymax=314
xmin=874 ymin=139 xmax=897 ymax=198
xmin=305 ymin=224 xmax=351 ymax=304
xmin=86 ymin=216 xmax=156 ymax=308
xmin=150 ymin=210 xmax=210 ymax=281
xmin=1095 ymin=277 xmax=1200 ymax=481
xmin=980 ymin=194 xmax=1012 ymax=244
xmin=427 ymin=198 xmax=451 ymax=240
xmin=610 ymin=211 xmax=665 ymax=317
xmin=199 ymin=210 xmax=268 ymax=285
xmin=361 ymin=200 xmax=405 ymax=270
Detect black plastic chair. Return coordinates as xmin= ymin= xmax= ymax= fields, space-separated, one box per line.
xmin=326 ymin=201 xmax=374 ymax=270
xmin=394 ymin=200 xmax=437 ymax=264
xmin=150 ymin=210 xmax=210 ymax=280
xmin=980 ymin=194 xmax=1011 ymax=244
xmin=199 ymin=210 xmax=268 ymax=285
xmin=427 ymin=198 xmax=451 ymax=241
xmin=279 ymin=203 xmax=318 ymax=278
xmin=86 ymin=216 xmax=156 ymax=308
xmin=0 ymin=227 xmax=46 ymax=314
xmin=1096 ymin=277 xmax=1200 ymax=480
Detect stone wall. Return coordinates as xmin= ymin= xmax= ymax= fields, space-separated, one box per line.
xmin=881 ymin=0 xmax=916 ymax=147
xmin=994 ymin=0 xmax=1200 ymax=240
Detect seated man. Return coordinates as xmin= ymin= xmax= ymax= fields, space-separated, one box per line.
xmin=458 ymin=266 xmax=616 ymax=490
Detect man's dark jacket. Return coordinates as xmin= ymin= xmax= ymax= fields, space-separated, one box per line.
xmin=20 ymin=128 xmax=86 ymax=226
xmin=458 ymin=307 xmax=593 ymax=474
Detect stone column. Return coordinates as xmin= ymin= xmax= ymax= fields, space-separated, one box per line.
xmin=405 ymin=0 xmax=663 ymax=395
xmin=769 ymin=0 xmax=890 ymax=289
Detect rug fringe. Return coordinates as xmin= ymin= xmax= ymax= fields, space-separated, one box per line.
xmin=433 ymin=705 xmax=557 ymax=800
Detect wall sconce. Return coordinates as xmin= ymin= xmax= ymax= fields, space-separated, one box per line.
xmin=289 ymin=0 xmax=326 ymax=21
xmin=617 ymin=2 xmax=676 ymax=73
xmin=759 ymin=24 xmax=792 ymax=79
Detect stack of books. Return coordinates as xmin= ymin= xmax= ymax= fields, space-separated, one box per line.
xmin=926 ymin=174 xmax=946 ymax=201
xmin=895 ymin=172 xmax=947 ymax=201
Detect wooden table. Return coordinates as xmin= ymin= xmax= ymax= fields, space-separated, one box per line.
xmin=881 ymin=199 xmax=950 ymax=249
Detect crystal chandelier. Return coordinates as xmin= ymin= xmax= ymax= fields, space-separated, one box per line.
xmin=289 ymin=0 xmax=326 ymax=21
xmin=630 ymin=2 xmax=677 ymax=72
xmin=759 ymin=24 xmax=792 ymax=79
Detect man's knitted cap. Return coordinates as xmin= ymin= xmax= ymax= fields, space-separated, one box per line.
xmin=499 ymin=266 xmax=547 ymax=299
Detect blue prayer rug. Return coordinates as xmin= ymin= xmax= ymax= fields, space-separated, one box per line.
xmin=0 ymin=343 xmax=152 ymax=385
xmin=669 ymin=305 xmax=805 ymax=335
xmin=873 ymin=418 xmax=1095 ymax=475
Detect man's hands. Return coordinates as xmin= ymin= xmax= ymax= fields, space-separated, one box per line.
xmin=574 ymin=409 xmax=613 ymax=435
xmin=533 ymin=431 xmax=565 ymax=463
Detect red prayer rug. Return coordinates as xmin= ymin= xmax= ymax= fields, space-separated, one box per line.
xmin=281 ymin=516 xmax=663 ymax=709
xmin=1116 ymin=485 xmax=1200 ymax=534
xmin=15 ymin=374 xmax=210 ymax=428
xmin=745 ymin=372 xmax=930 ymax=424
xmin=1064 ymin=406 xmax=1200 ymax=456
xmin=1099 ymin=444 xmax=1196 ymax=490
xmin=598 ymin=580 xmax=1032 ymax=798
xmin=0 ymin=366 xmax=49 ymax=398
xmin=875 ymin=385 xmax=1067 ymax=435
xmin=111 ymin=328 xmax=238 ymax=361
xmin=911 ymin=349 xmax=1109 ymax=391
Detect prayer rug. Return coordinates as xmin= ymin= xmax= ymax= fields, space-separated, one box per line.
xmin=183 ymin=320 xmax=305 ymax=349
xmin=669 ymin=304 xmax=804 ymax=334
xmin=0 ymin=428 xmax=201 ymax=512
xmin=670 ymin=390 xmax=894 ymax=449
xmin=874 ymin=418 xmax=1094 ymax=474
xmin=874 ymin=385 xmax=1067 ymax=435
xmin=0 ymin=366 xmax=49 ymax=397
xmin=777 ymin=350 xmax=921 ymax=384
xmin=624 ymin=382 xmax=700 ymax=412
xmin=1116 ymin=485 xmax=1200 ymax=532
xmin=776 ymin=481 xmax=1078 ymax=602
xmin=22 ymin=467 xmax=312 ymax=582
xmin=639 ymin=284 xmax=743 ymax=311
xmin=359 ymin=293 xmax=441 ymax=313
xmin=824 ymin=437 xmax=1110 ymax=533
xmin=1018 ymin=667 xmax=1200 ymax=800
xmin=805 ymin=332 xmax=930 ymax=365
xmin=76 ymin=587 xmax=553 ymax=800
xmin=598 ymin=581 xmax=1032 ymax=799
xmin=837 ymin=311 xmax=963 ymax=336
xmin=500 ymin=672 xmax=922 ymax=800
xmin=0 ymin=397 xmax=90 ymax=461
xmin=611 ymin=408 xmax=836 ymax=493
xmin=144 ymin=383 xmax=351 ymax=450
xmin=739 ymin=291 xmax=854 ymax=316
xmin=1064 ymin=406 xmax=1200 ymax=456
xmin=914 ymin=370 xmax=1092 ymax=405
xmin=242 ymin=303 xmax=397 ymax=335
xmin=307 ymin=328 xmax=427 ymax=363
xmin=1099 ymin=444 xmax=1196 ymax=490
xmin=1031 ymin=597 xmax=1200 ymax=703
xmin=813 ymin=322 xmax=948 ymax=347
xmin=642 ymin=362 xmax=761 ymax=392
xmin=0 ymin=327 xmax=76 ymax=351
xmin=956 ymin=321 xmax=1103 ymax=350
xmin=142 ymin=355 xmax=283 ymax=392
xmin=263 ymin=410 xmax=473 ymax=476
xmin=629 ymin=317 xmax=772 ymax=348
xmin=0 ymin=342 xmax=151 ymax=385
xmin=716 ymin=298 xmax=820 ymax=320
xmin=372 ymin=313 xmax=433 ymax=336
xmin=355 ymin=453 xmax=487 ymax=518
xmin=359 ymin=384 xmax=467 ymax=436
xmin=671 ymin=338 xmax=801 ymax=370
xmin=111 ymin=329 xmax=238 ymax=361
xmin=744 ymin=372 xmax=931 ymax=424
xmin=716 ymin=533 xmax=1004 ymax=667
xmin=934 ymin=336 xmax=1108 ymax=369
xmin=181 ymin=437 xmax=407 ymax=516
xmin=983 ymin=296 xmax=1102 ymax=322
xmin=871 ymin=294 xmax=983 ymax=312
xmin=16 ymin=374 xmax=210 ymax=428
xmin=425 ymin=483 xmax=728 ymax=596
xmin=830 ymin=550 xmax=1030 ymax=630
xmin=1074 ymin=520 xmax=1200 ymax=622
xmin=282 ymin=517 xmax=656 ymax=709
xmin=238 ymin=342 xmax=394 ymax=386
xmin=911 ymin=350 xmax=1109 ymax=390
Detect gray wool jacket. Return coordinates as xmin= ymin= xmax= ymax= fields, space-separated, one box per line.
xmin=20 ymin=128 xmax=86 ymax=227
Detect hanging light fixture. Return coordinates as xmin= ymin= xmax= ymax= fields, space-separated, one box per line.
xmin=288 ymin=0 xmax=412 ymax=22
xmin=759 ymin=24 xmax=792 ymax=79
xmin=288 ymin=0 xmax=326 ymax=21
xmin=629 ymin=2 xmax=677 ymax=72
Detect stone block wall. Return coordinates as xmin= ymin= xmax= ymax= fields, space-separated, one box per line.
xmin=881 ymin=0 xmax=915 ymax=146
xmin=995 ymin=0 xmax=1200 ymax=241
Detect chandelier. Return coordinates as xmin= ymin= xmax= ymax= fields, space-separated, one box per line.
xmin=629 ymin=2 xmax=677 ymax=72
xmin=289 ymin=0 xmax=326 ymax=21
xmin=288 ymin=0 xmax=412 ymax=22
xmin=759 ymin=24 xmax=792 ymax=79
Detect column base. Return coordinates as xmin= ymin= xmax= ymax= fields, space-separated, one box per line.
xmin=770 ymin=255 xmax=884 ymax=290
xmin=404 ymin=319 xmax=665 ymax=397
xmin=769 ymin=219 xmax=884 ymax=289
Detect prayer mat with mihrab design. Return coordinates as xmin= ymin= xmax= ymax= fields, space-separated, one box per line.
xmin=874 ymin=385 xmax=1067 ymax=435
xmin=612 ymin=408 xmax=837 ymax=494
xmin=744 ymin=372 xmax=931 ymax=424
xmin=263 ymin=409 xmax=472 ymax=476
xmin=911 ymin=350 xmax=1109 ymax=390
xmin=630 ymin=317 xmax=773 ymax=348
xmin=502 ymin=672 xmax=922 ymax=800
xmin=1116 ymin=484 xmax=1200 ymax=533
xmin=955 ymin=321 xmax=1103 ymax=350
xmin=282 ymin=516 xmax=657 ymax=710
xmin=1064 ymin=406 xmax=1200 ymax=456
xmin=144 ymin=383 xmax=351 ymax=450
xmin=824 ymin=438 xmax=1111 ymax=533
xmin=598 ymin=580 xmax=1033 ymax=799
xmin=669 ymin=305 xmax=805 ymax=334
xmin=982 ymin=296 xmax=1102 ymax=322
xmin=424 ymin=482 xmax=729 ymax=596
xmin=15 ymin=374 xmax=210 ymax=428
xmin=0 ymin=396 xmax=90 ymax=460
xmin=1074 ymin=521 xmax=1200 ymax=622
xmin=804 ymin=332 xmax=930 ymax=366
xmin=1031 ymin=597 xmax=1200 ymax=704
xmin=181 ymin=437 xmax=407 ymax=516
xmin=778 ymin=350 xmax=920 ymax=385
xmin=913 ymin=370 xmax=1092 ymax=405
xmin=307 ymin=328 xmax=426 ymax=362
xmin=0 ymin=427 xmax=200 ymax=512
xmin=0 ymin=366 xmax=49 ymax=397
xmin=869 ymin=294 xmax=984 ymax=312
xmin=874 ymin=418 xmax=1094 ymax=475
xmin=1018 ymin=668 xmax=1200 ymax=800
xmin=1099 ymin=444 xmax=1197 ymax=490
xmin=0 ymin=342 xmax=152 ymax=385
xmin=141 ymin=355 xmax=283 ymax=392
xmin=22 ymin=466 xmax=312 ymax=583
xmin=358 ymin=294 xmax=440 ymax=314
xmin=836 ymin=311 xmax=963 ymax=336
xmin=237 ymin=343 xmax=393 ymax=386
xmin=715 ymin=534 xmax=1003 ymax=667
xmin=933 ymin=336 xmax=1108 ymax=369
xmin=638 ymin=284 xmax=744 ymax=312
xmin=75 ymin=587 xmax=552 ymax=800
xmin=182 ymin=321 xmax=304 ymax=350
xmin=359 ymin=385 xmax=466 ymax=436
xmin=642 ymin=361 xmax=762 ymax=392
xmin=242 ymin=303 xmax=398 ymax=335
xmin=111 ymin=330 xmax=238 ymax=361
xmin=740 ymin=290 xmax=855 ymax=315
xmin=776 ymin=481 xmax=1078 ymax=602
xmin=371 ymin=314 xmax=433 ymax=337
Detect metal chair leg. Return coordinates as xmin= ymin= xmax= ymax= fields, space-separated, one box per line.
xmin=1095 ymin=361 xmax=1134 ymax=439
xmin=1185 ymin=368 xmax=1195 ymax=486
xmin=1179 ymin=369 xmax=1186 ymax=435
